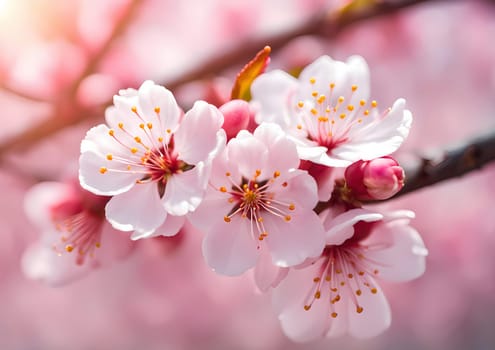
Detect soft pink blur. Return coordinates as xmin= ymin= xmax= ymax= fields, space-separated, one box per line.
xmin=1 ymin=0 xmax=495 ymax=349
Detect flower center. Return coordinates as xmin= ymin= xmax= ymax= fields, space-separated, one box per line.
xmin=294 ymin=78 xmax=387 ymax=152
xmin=218 ymin=169 xmax=295 ymax=243
xmin=99 ymin=106 xmax=194 ymax=198
xmin=302 ymin=244 xmax=382 ymax=318
xmin=50 ymin=194 xmax=109 ymax=265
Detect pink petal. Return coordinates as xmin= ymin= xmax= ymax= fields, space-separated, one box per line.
xmin=253 ymin=123 xmax=299 ymax=173
xmin=322 ymin=208 xmax=383 ymax=245
xmin=227 ymin=131 xmax=268 ymax=178
xmin=105 ymin=183 xmax=166 ymax=234
xmin=264 ymin=210 xmax=325 ymax=267
xmin=162 ymin=165 xmax=207 ymax=216
xmin=202 ymin=216 xmax=260 ymax=276
xmin=274 ymin=169 xmax=319 ymax=210
xmin=346 ymin=283 xmax=392 ymax=338
xmin=175 ymin=101 xmax=225 ymax=165
xmin=21 ymin=239 xmax=92 ymax=287
xmin=24 ymin=182 xmax=72 ymax=228
xmin=253 ymin=249 xmax=289 ymax=292
xmin=131 ymin=214 xmax=185 ymax=240
xmin=187 ymin=189 xmax=232 ymax=232
xmin=274 ymin=265 xmax=331 ymax=342
xmin=97 ymin=223 xmax=134 ymax=261
xmin=363 ymin=221 xmax=427 ymax=282
xmin=251 ymin=70 xmax=298 ymax=126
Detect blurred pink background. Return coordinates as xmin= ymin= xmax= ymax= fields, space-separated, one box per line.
xmin=1 ymin=0 xmax=495 ymax=349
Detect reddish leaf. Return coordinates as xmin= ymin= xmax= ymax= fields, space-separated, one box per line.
xmin=231 ymin=46 xmax=271 ymax=101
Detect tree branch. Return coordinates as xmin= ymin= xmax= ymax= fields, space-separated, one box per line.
xmin=395 ymin=130 xmax=495 ymax=198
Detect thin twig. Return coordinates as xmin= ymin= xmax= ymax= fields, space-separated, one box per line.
xmin=395 ymin=130 xmax=495 ymax=198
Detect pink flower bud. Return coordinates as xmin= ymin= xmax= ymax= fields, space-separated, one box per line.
xmin=219 ymin=99 xmax=250 ymax=139
xmin=345 ymin=157 xmax=405 ymax=200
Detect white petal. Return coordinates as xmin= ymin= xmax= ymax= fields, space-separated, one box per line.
xmin=162 ymin=165 xmax=206 ymax=216
xmin=202 ymin=216 xmax=260 ymax=276
xmin=253 ymin=123 xmax=299 ymax=173
xmin=333 ymin=99 xmax=412 ymax=162
xmin=79 ymin=151 xmax=137 ymax=195
xmin=227 ymin=132 xmax=268 ymax=178
xmin=187 ymin=189 xmax=232 ymax=232
xmin=131 ymin=214 xmax=185 ymax=240
xmin=175 ymin=101 xmax=225 ymax=164
xmin=274 ymin=169 xmax=319 ymax=210
xmin=364 ymin=222 xmax=427 ymax=282
xmin=298 ymin=55 xmax=370 ymax=109
xmin=253 ymin=249 xmax=289 ymax=292
xmin=138 ymin=81 xmax=181 ymax=132
xmin=323 ymin=208 xmax=383 ymax=245
xmin=79 ymin=124 xmax=138 ymax=195
xmin=346 ymin=283 xmax=392 ymax=338
xmin=105 ymin=183 xmax=166 ymax=235
xmin=251 ymin=70 xmax=298 ymax=127
xmin=274 ymin=264 xmax=331 ymax=342
xmin=264 ymin=211 xmax=325 ymax=267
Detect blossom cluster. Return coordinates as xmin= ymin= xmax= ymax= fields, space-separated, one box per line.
xmin=22 ymin=54 xmax=427 ymax=342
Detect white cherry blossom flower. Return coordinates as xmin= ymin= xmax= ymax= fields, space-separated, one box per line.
xmin=189 ymin=123 xmax=325 ymax=276
xmin=273 ymin=208 xmax=427 ymax=342
xmin=79 ymin=81 xmax=225 ymax=239
xmin=251 ymin=55 xmax=412 ymax=167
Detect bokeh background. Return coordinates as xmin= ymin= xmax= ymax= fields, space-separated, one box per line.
xmin=1 ymin=0 xmax=495 ymax=349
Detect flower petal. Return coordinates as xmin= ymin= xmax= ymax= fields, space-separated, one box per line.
xmin=79 ymin=124 xmax=138 ymax=195
xmin=21 ymin=238 xmax=92 ymax=287
xmin=333 ymin=99 xmax=412 ymax=162
xmin=227 ymin=131 xmax=268 ymax=178
xmin=162 ymin=165 xmax=207 ymax=216
xmin=251 ymin=69 xmax=298 ymax=127
xmin=175 ymin=101 xmax=225 ymax=165
xmin=105 ymin=183 xmax=166 ymax=234
xmin=363 ymin=221 xmax=427 ymax=282
xmin=131 ymin=214 xmax=185 ymax=240
xmin=322 ymin=208 xmax=383 ymax=245
xmin=253 ymin=123 xmax=299 ymax=173
xmin=346 ymin=283 xmax=391 ymax=338
xmin=264 ymin=211 xmax=325 ymax=267
xmin=253 ymin=249 xmax=289 ymax=292
xmin=202 ymin=216 xmax=260 ymax=276
xmin=274 ymin=264 xmax=331 ymax=342
xmin=24 ymin=182 xmax=73 ymax=228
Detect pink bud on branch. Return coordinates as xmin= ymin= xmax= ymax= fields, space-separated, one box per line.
xmin=345 ymin=157 xmax=405 ymax=201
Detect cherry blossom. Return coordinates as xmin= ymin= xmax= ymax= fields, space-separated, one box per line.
xmin=251 ymin=55 xmax=412 ymax=167
xmin=189 ymin=123 xmax=325 ymax=276
xmin=273 ymin=208 xmax=427 ymax=342
xmin=22 ymin=180 xmax=133 ymax=286
xmin=79 ymin=80 xmax=226 ymax=239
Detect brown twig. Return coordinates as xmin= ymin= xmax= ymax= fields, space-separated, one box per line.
xmin=395 ymin=130 xmax=495 ymax=198
xmin=0 ymin=0 xmax=439 ymax=158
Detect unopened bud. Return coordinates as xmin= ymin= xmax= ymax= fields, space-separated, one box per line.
xmin=219 ymin=99 xmax=250 ymax=140
xmin=345 ymin=157 xmax=405 ymax=201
